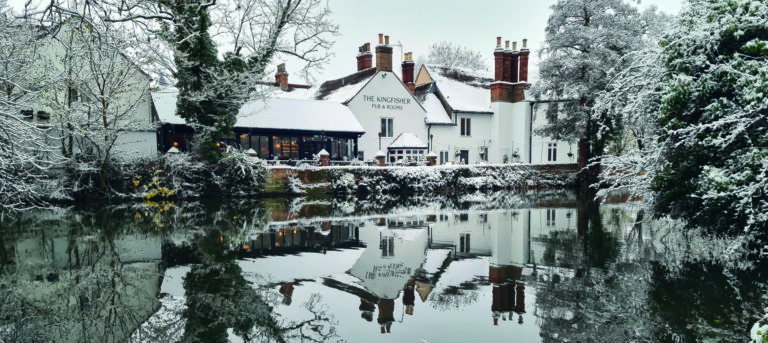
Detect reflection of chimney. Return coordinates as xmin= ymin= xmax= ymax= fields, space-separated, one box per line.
xmin=402 ymin=52 xmax=415 ymax=94
xmin=275 ymin=63 xmax=288 ymax=90
xmin=519 ymin=38 xmax=530 ymax=82
xmin=357 ymin=43 xmax=373 ymax=71
xmin=376 ymin=33 xmax=393 ymax=72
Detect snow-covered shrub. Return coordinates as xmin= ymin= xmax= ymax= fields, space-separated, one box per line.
xmin=212 ymin=148 xmax=267 ymax=197
xmin=285 ymin=173 xmax=308 ymax=195
xmin=160 ymin=152 xmax=208 ymax=198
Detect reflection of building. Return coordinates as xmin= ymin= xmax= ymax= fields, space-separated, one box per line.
xmin=5 ymin=231 xmax=163 ymax=343
xmin=349 ymin=226 xmax=427 ymax=299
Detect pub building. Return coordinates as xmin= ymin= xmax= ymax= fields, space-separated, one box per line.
xmin=151 ymin=33 xmax=580 ymax=165
xmin=151 ymin=64 xmax=365 ymax=161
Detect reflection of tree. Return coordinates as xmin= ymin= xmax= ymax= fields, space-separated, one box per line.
xmin=534 ymin=200 xmax=639 ymax=343
xmin=648 ymin=260 xmax=768 ymax=342
xmin=429 ymin=278 xmax=486 ymax=312
xmin=181 ymin=229 xmax=281 ymax=342
xmin=0 ymin=216 xmax=163 ymax=343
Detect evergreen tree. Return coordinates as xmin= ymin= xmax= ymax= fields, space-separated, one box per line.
xmin=533 ymin=0 xmax=647 ymax=183
xmin=163 ymin=0 xmax=239 ymax=161
xmin=653 ymin=0 xmax=768 ymax=235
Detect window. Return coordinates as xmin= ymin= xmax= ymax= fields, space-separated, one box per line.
xmin=380 ymin=118 xmax=393 ymax=137
xmin=461 ymin=118 xmax=471 ymax=136
xmin=439 ymin=151 xmax=448 ymax=164
xmin=546 ymin=209 xmax=556 ymax=226
xmin=548 ymin=143 xmax=557 ymax=162
xmin=460 ymin=233 xmax=471 ymax=253
xmin=381 ymin=236 xmax=394 ymax=257
xmin=20 ymin=110 xmax=33 ymax=120
xmin=36 ymin=111 xmax=49 ymax=121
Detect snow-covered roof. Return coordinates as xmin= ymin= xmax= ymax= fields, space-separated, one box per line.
xmin=151 ymin=87 xmax=365 ymax=134
xmin=151 ymin=87 xmax=184 ymax=125
xmin=238 ymin=98 xmax=364 ymax=133
xmin=314 ymin=67 xmax=377 ymax=103
xmin=388 ymin=132 xmax=427 ymax=149
xmin=422 ymin=64 xmax=493 ymax=113
xmin=423 ymin=93 xmax=453 ymax=124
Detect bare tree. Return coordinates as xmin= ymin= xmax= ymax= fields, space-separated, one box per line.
xmin=0 ymin=2 xmax=66 ymax=211
xmin=427 ymin=41 xmax=487 ymax=72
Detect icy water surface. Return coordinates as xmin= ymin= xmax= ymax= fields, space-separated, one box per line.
xmin=0 ymin=192 xmax=766 ymax=342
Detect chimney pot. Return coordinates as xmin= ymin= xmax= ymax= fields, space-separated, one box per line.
xmin=505 ymin=40 xmax=510 ymax=49
xmin=404 ymin=52 xmax=412 ymax=61
xmin=522 ymin=38 xmax=528 ymax=49
xmin=512 ymin=41 xmax=517 ymax=51
xmin=385 ymin=35 xmax=389 ymax=45
xmin=378 ymin=33 xmax=383 ymax=44
xmin=496 ymin=36 xmax=502 ymax=47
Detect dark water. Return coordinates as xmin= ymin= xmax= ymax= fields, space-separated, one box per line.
xmin=0 ymin=192 xmax=765 ymax=342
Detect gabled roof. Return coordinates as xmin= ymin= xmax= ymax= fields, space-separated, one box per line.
xmin=414 ymin=82 xmax=453 ymax=125
xmin=314 ymin=67 xmax=377 ymax=102
xmin=419 ymin=64 xmax=494 ymax=113
xmin=388 ymin=132 xmax=427 ymax=149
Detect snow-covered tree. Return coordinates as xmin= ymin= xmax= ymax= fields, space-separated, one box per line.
xmin=427 ymin=41 xmax=487 ymax=71
xmin=0 ymin=3 xmax=66 ymax=210
xmin=592 ymin=9 xmax=673 ymax=202
xmin=533 ymin=0 xmax=650 ymax=182
xmin=653 ymin=0 xmax=768 ymax=235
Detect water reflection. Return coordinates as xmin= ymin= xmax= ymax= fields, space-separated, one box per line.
xmin=0 ymin=192 xmax=764 ymax=342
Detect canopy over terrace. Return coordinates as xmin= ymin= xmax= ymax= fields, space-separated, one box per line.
xmin=387 ymin=132 xmax=427 ymax=163
xmin=152 ymin=88 xmax=365 ymax=160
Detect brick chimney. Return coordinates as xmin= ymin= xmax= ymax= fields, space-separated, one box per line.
xmin=491 ymin=37 xmax=525 ymax=103
xmin=402 ymin=51 xmax=415 ymax=94
xmin=375 ymin=33 xmax=393 ymax=72
xmin=519 ymin=38 xmax=530 ymax=82
xmin=503 ymin=40 xmax=512 ymax=82
xmin=493 ymin=36 xmax=504 ymax=81
xmin=357 ymin=42 xmax=372 ymax=71
xmin=275 ymin=63 xmax=288 ymax=90
xmin=511 ymin=41 xmax=520 ymax=83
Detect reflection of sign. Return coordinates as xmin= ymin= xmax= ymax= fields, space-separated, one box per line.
xmin=363 ymin=95 xmax=411 ymax=111
xmin=364 ymin=262 xmax=413 ymax=280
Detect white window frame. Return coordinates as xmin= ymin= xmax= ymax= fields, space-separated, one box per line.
xmin=380 ymin=117 xmax=394 ymax=138
xmin=460 ymin=117 xmax=471 ymax=136
xmin=547 ymin=142 xmax=557 ymax=162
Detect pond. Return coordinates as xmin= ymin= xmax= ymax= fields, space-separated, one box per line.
xmin=0 ymin=192 xmax=765 ymax=342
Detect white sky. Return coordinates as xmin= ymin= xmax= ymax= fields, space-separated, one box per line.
xmin=316 ymin=0 xmax=684 ymax=83
xmin=7 ymin=0 xmax=684 ymax=84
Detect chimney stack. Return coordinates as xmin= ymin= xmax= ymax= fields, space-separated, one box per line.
xmin=511 ymin=41 xmax=520 ymax=83
xmin=519 ymin=38 xmax=530 ymax=82
xmin=357 ymin=42 xmax=373 ymax=71
xmin=494 ymin=36 xmax=504 ymax=81
xmin=503 ymin=40 xmax=512 ymax=82
xmin=376 ymin=33 xmax=393 ymax=72
xmin=402 ymin=52 xmax=415 ymax=94
xmin=491 ymin=36 xmax=526 ymax=103
xmin=275 ymin=63 xmax=288 ymax=90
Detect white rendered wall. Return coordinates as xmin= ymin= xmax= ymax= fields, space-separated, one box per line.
xmin=491 ymin=101 xmax=530 ymax=164
xmin=346 ymin=71 xmax=428 ymax=160
xmin=430 ymin=112 xmax=493 ymax=164
xmin=529 ymin=103 xmax=579 ymax=165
